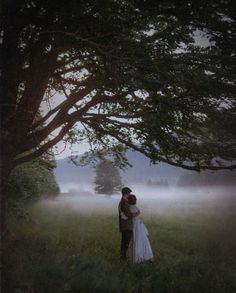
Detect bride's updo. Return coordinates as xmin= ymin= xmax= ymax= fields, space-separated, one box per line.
xmin=128 ymin=194 xmax=137 ymax=205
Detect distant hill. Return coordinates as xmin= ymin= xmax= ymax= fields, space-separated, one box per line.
xmin=54 ymin=157 xmax=94 ymax=184
xmin=54 ymin=150 xmax=185 ymax=187
xmin=54 ymin=150 xmax=236 ymax=188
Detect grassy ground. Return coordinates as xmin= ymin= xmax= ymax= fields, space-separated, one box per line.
xmin=3 ymin=197 xmax=236 ymax=293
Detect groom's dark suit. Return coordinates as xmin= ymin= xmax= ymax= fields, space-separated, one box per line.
xmin=118 ymin=197 xmax=133 ymax=260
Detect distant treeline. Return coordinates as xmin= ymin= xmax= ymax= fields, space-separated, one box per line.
xmin=146 ymin=178 xmax=169 ymax=188
xmin=177 ymin=171 xmax=236 ymax=187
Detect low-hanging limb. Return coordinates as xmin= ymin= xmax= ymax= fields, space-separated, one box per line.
xmin=13 ymin=122 xmax=74 ymax=167
xmin=31 ymin=78 xmax=95 ymax=130
xmin=82 ymin=119 xmax=236 ymax=171
xmin=17 ymin=90 xmax=130 ymax=157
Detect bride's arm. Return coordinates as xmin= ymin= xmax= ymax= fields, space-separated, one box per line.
xmin=132 ymin=211 xmax=140 ymax=217
xmin=130 ymin=205 xmax=140 ymax=217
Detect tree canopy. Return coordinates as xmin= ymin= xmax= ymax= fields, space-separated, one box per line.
xmin=1 ymin=0 xmax=236 ymax=174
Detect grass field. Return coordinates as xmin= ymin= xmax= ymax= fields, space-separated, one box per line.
xmin=3 ymin=192 xmax=236 ymax=293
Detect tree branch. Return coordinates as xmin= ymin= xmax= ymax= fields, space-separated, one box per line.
xmin=83 ymin=115 xmax=139 ymax=128
xmin=40 ymin=30 xmax=120 ymax=60
xmin=83 ymin=120 xmax=236 ymax=171
xmin=55 ymin=64 xmax=88 ymax=75
xmin=21 ymin=91 xmax=130 ymax=156
xmin=83 ymin=113 xmax=141 ymax=119
xmin=13 ymin=122 xmax=73 ymax=167
xmin=23 ymin=88 xmax=94 ymax=150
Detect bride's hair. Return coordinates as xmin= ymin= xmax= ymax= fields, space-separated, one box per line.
xmin=128 ymin=194 xmax=137 ymax=205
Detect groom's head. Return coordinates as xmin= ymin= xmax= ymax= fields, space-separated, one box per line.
xmin=122 ymin=187 xmax=132 ymax=199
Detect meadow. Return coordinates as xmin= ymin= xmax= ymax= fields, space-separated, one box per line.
xmin=3 ymin=189 xmax=236 ymax=293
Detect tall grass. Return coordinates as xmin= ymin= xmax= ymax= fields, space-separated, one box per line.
xmin=4 ymin=198 xmax=236 ymax=293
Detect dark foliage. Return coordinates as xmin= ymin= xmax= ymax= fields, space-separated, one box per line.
xmin=1 ymin=0 xmax=235 ymax=174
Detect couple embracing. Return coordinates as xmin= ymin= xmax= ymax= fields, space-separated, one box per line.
xmin=118 ymin=187 xmax=154 ymax=263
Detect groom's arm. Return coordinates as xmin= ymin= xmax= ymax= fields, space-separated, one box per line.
xmin=122 ymin=202 xmax=133 ymax=219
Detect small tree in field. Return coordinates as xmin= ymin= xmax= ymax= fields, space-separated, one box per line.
xmin=94 ymin=160 xmax=123 ymax=195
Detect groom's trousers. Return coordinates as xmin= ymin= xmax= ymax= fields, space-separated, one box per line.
xmin=120 ymin=230 xmax=132 ymax=260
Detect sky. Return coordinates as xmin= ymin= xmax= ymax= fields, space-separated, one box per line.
xmin=53 ymin=135 xmax=89 ymax=159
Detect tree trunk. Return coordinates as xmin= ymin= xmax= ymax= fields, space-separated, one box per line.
xmin=0 ymin=153 xmax=14 ymax=234
xmin=0 ymin=173 xmax=8 ymax=236
xmin=0 ymin=154 xmax=14 ymax=292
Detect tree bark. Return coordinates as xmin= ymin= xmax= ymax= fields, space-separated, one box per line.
xmin=0 ymin=169 xmax=10 ymax=236
xmin=0 ymin=150 xmax=14 ymax=232
xmin=0 ymin=153 xmax=14 ymax=293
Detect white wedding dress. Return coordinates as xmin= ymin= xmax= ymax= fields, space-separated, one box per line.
xmin=130 ymin=205 xmax=154 ymax=263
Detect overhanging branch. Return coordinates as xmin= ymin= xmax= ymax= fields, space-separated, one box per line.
xmin=83 ymin=120 xmax=236 ymax=171
xmin=13 ymin=122 xmax=73 ymax=167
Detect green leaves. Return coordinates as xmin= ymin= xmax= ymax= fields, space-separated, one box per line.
xmin=7 ymin=159 xmax=60 ymax=209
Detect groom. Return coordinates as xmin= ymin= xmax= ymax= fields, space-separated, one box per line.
xmin=118 ymin=187 xmax=140 ymax=261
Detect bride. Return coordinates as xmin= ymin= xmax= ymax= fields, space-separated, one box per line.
xmin=128 ymin=194 xmax=154 ymax=263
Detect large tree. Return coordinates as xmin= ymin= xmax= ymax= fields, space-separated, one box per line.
xmin=1 ymin=0 xmax=236 ymax=233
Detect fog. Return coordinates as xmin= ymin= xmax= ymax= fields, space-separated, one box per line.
xmin=40 ymin=184 xmax=236 ymax=218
